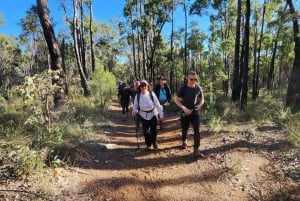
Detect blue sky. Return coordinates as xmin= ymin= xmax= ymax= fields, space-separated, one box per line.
xmin=0 ymin=0 xmax=125 ymax=36
xmin=0 ymin=0 xmax=209 ymax=37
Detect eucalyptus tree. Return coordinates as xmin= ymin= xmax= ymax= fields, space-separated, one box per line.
xmin=0 ymin=35 xmax=22 ymax=93
xmin=240 ymin=0 xmax=250 ymax=109
xmin=86 ymin=0 xmax=96 ymax=72
xmin=231 ymin=0 xmax=242 ymax=102
xmin=187 ymin=21 xmax=207 ymax=75
xmin=123 ymin=0 xmax=173 ymax=82
xmin=72 ymin=0 xmax=90 ymax=96
xmin=123 ymin=0 xmax=138 ymax=79
xmin=208 ymin=0 xmax=236 ymax=97
xmin=286 ymin=0 xmax=300 ymax=113
xmin=19 ymin=5 xmax=46 ymax=75
xmin=264 ymin=2 xmax=289 ymax=92
xmin=60 ymin=0 xmax=90 ymax=96
xmin=94 ymin=22 xmax=120 ymax=73
xmin=36 ymin=0 xmax=66 ymax=106
xmin=182 ymin=0 xmax=188 ymax=75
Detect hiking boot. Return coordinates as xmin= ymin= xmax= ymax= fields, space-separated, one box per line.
xmin=182 ymin=140 xmax=188 ymax=149
xmin=153 ymin=142 xmax=158 ymax=149
xmin=193 ymin=149 xmax=204 ymax=158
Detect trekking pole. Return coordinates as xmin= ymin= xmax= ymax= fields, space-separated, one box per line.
xmin=136 ymin=124 xmax=140 ymax=148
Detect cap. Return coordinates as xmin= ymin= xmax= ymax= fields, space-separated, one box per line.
xmin=158 ymin=76 xmax=166 ymax=80
xmin=139 ymin=79 xmax=149 ymax=86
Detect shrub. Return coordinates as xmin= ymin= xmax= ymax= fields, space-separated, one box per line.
xmin=1 ymin=145 xmax=44 ymax=179
xmin=283 ymin=112 xmax=300 ymax=148
xmin=208 ymin=116 xmax=223 ymax=134
xmin=89 ymin=64 xmax=116 ymax=109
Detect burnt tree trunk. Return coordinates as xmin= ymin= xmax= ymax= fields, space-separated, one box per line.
xmin=231 ymin=0 xmax=241 ymax=102
xmin=241 ymin=0 xmax=250 ymax=110
xmin=36 ymin=0 xmax=66 ymax=106
xmin=286 ymin=0 xmax=300 ymax=113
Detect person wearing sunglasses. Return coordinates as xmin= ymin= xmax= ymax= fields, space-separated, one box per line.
xmin=174 ymin=71 xmax=205 ymax=158
xmin=132 ymin=80 xmax=164 ymax=150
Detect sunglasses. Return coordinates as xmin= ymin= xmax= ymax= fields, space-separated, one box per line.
xmin=140 ymin=84 xmax=147 ymax=87
xmin=189 ymin=78 xmax=198 ymax=81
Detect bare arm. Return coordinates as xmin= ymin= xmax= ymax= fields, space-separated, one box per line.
xmin=175 ymin=96 xmax=192 ymax=115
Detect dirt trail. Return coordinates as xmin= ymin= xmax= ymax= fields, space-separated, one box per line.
xmin=49 ymin=99 xmax=299 ymax=201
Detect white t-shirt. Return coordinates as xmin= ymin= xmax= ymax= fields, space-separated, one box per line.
xmin=133 ymin=91 xmax=164 ymax=120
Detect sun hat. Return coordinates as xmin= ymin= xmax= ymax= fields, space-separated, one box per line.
xmin=139 ymin=79 xmax=149 ymax=86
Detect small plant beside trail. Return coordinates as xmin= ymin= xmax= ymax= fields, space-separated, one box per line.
xmin=208 ymin=116 xmax=223 ymax=134
xmin=0 ymin=66 xmax=117 ymax=183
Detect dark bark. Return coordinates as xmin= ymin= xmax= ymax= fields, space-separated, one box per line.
xmin=231 ymin=0 xmax=241 ymax=102
xmin=36 ymin=0 xmax=66 ymax=106
xmin=286 ymin=0 xmax=300 ymax=113
xmin=241 ymin=0 xmax=250 ymax=110
xmin=183 ymin=0 xmax=188 ymax=76
xmin=170 ymin=0 xmax=174 ymax=92
xmin=267 ymin=37 xmax=278 ymax=90
xmin=61 ymin=38 xmax=69 ymax=95
xmin=254 ymin=1 xmax=266 ymax=99
xmin=252 ymin=9 xmax=258 ymax=99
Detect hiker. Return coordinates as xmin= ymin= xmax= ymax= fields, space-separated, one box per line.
xmin=132 ymin=80 xmax=164 ymax=150
xmin=117 ymin=82 xmax=131 ymax=121
xmin=131 ymin=81 xmax=141 ymax=128
xmin=174 ymin=71 xmax=205 ymax=158
xmin=153 ymin=75 xmax=172 ymax=130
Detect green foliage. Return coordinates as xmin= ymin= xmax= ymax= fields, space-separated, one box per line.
xmin=228 ymin=160 xmax=242 ymax=176
xmin=0 ymin=145 xmax=44 ymax=179
xmin=208 ymin=116 xmax=223 ymax=134
xmin=282 ymin=113 xmax=300 ymax=148
xmin=245 ymin=96 xmax=284 ymax=121
xmin=89 ymin=65 xmax=116 ymax=109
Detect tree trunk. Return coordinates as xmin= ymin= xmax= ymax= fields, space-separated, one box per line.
xmin=130 ymin=13 xmax=137 ymax=79
xmin=183 ymin=0 xmax=188 ymax=76
xmin=88 ymin=1 xmax=96 ymax=72
xmin=170 ymin=0 xmax=174 ymax=92
xmin=61 ymin=38 xmax=69 ymax=95
xmin=267 ymin=37 xmax=278 ymax=91
xmin=252 ymin=8 xmax=258 ymax=99
xmin=254 ymin=1 xmax=266 ymax=99
xmin=36 ymin=0 xmax=66 ymax=106
xmin=73 ymin=0 xmax=90 ymax=96
xmin=79 ymin=0 xmax=88 ymax=79
xmin=286 ymin=0 xmax=300 ymax=113
xmin=231 ymin=0 xmax=241 ymax=102
xmin=241 ymin=0 xmax=250 ymax=109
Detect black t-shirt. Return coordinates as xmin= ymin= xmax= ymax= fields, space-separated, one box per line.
xmin=176 ymin=84 xmax=203 ymax=110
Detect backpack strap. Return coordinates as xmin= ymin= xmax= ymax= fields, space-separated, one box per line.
xmin=194 ymin=84 xmax=202 ymax=105
xmin=137 ymin=91 xmax=154 ymax=111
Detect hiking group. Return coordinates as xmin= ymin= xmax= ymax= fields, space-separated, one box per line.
xmin=117 ymin=71 xmax=205 ymax=158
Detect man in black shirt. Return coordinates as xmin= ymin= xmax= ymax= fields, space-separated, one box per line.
xmin=174 ymin=71 xmax=204 ymax=158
